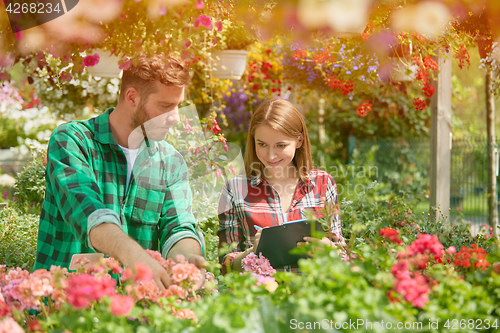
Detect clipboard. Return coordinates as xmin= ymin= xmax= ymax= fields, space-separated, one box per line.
xmin=255 ymin=219 xmax=327 ymax=268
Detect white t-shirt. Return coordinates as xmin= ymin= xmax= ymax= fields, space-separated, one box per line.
xmin=118 ymin=144 xmax=140 ymax=191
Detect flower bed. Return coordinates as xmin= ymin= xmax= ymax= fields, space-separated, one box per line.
xmin=1 ymin=187 xmax=499 ymax=332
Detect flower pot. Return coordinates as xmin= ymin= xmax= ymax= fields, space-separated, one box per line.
xmin=86 ymin=50 xmax=122 ymax=78
xmin=211 ymin=50 xmax=249 ymax=80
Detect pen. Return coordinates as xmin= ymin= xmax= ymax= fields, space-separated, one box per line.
xmin=253 ymin=225 xmax=262 ymax=230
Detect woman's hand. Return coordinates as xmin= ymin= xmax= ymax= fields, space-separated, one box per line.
xmin=297 ymin=235 xmax=343 ymax=256
xmin=251 ymin=229 xmax=263 ymax=253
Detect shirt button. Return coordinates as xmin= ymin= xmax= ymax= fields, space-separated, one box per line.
xmin=121 ymin=166 xmax=126 ymax=171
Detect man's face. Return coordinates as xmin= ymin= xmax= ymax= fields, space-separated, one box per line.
xmin=130 ymin=81 xmax=184 ymax=142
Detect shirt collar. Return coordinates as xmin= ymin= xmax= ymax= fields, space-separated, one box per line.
xmin=250 ymin=171 xmax=315 ymax=191
xmin=93 ymin=108 xmax=160 ymax=154
xmin=93 ymin=107 xmax=118 ymax=146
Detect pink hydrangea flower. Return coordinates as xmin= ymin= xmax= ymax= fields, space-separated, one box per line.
xmin=83 ymin=53 xmax=100 ymax=67
xmin=110 ymin=294 xmax=134 ymax=316
xmin=241 ymin=253 xmax=276 ymax=276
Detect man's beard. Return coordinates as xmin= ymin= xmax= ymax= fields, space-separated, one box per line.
xmin=130 ymin=102 xmax=169 ymax=142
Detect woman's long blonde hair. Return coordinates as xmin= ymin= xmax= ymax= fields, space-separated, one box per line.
xmin=244 ymin=99 xmax=313 ymax=181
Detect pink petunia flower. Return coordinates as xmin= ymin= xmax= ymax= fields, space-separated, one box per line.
xmin=83 ymin=53 xmax=100 ymax=67
xmin=199 ymin=15 xmax=211 ymax=27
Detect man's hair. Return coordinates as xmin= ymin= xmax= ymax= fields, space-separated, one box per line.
xmin=119 ymin=54 xmax=190 ymax=102
xmin=244 ymin=98 xmax=313 ymax=181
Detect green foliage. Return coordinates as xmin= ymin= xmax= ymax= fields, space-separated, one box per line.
xmin=13 ymin=150 xmax=46 ymax=214
xmin=0 ymin=206 xmax=39 ymax=271
xmin=0 ymin=114 xmax=25 ymax=149
xmin=340 ymin=185 xmax=495 ymax=253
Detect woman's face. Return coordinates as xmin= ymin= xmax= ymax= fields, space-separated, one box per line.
xmin=254 ymin=124 xmax=302 ymax=177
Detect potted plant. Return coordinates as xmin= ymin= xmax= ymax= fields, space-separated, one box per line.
xmin=211 ymin=21 xmax=256 ymax=80
xmin=389 ymin=42 xmax=418 ymax=82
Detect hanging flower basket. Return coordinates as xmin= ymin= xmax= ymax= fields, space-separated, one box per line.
xmin=86 ymin=50 xmax=122 ymax=78
xmin=297 ymin=0 xmax=372 ymax=37
xmin=211 ymin=50 xmax=249 ymax=80
xmin=389 ymin=44 xmax=416 ymax=82
xmin=390 ymin=60 xmax=418 ymax=82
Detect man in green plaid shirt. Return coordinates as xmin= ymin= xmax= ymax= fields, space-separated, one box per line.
xmin=34 ymin=54 xmax=206 ymax=289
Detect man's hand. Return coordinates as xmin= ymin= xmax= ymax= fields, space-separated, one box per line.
xmin=89 ymin=223 xmax=172 ymax=290
xmin=187 ymin=254 xmax=208 ymax=291
xmin=122 ymin=249 xmax=173 ymax=291
xmin=168 ymin=238 xmax=207 ymax=291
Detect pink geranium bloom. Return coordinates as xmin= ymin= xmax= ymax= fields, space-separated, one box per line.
xmin=175 ymin=308 xmax=197 ymax=321
xmin=158 ymin=284 xmax=187 ymax=299
xmin=134 ymin=263 xmax=153 ymax=283
xmin=0 ymin=317 xmax=24 ymax=333
xmin=66 ymin=274 xmax=116 ymax=309
xmin=199 ymin=15 xmax=211 ymax=27
xmin=193 ymin=18 xmax=200 ymax=29
xmin=83 ymin=53 xmax=100 ymax=67
xmin=110 ymin=294 xmax=134 ymax=316
xmin=119 ymin=58 xmax=131 ymax=71
xmin=60 ymin=71 xmax=72 ymax=82
xmin=215 ymin=20 xmax=223 ymax=32
xmin=446 ymin=246 xmax=457 ymax=255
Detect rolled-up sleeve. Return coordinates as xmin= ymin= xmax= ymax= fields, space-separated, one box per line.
xmin=159 ymin=150 xmax=202 ymax=259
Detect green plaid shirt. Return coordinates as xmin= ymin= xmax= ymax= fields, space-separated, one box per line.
xmin=34 ymin=108 xmax=201 ymax=271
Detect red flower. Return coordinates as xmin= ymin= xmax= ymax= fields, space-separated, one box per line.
xmin=380 ymin=228 xmax=403 ymax=245
xmin=356 ymin=100 xmax=372 ymax=117
xmin=413 ymin=97 xmax=426 ymax=111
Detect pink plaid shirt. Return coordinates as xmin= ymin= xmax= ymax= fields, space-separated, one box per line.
xmin=218 ymin=169 xmax=346 ymax=273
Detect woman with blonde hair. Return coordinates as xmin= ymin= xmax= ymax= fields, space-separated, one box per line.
xmin=218 ymin=98 xmax=345 ymax=273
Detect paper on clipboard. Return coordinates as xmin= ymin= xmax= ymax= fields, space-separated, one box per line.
xmin=69 ymin=253 xmax=104 ymax=270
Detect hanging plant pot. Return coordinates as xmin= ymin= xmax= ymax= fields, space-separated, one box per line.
xmin=86 ymin=50 xmax=122 ymax=78
xmin=390 ymin=60 xmax=418 ymax=82
xmin=389 ymin=43 xmax=417 ymax=82
xmin=297 ymin=0 xmax=372 ymax=37
xmin=211 ymin=50 xmax=249 ymax=80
